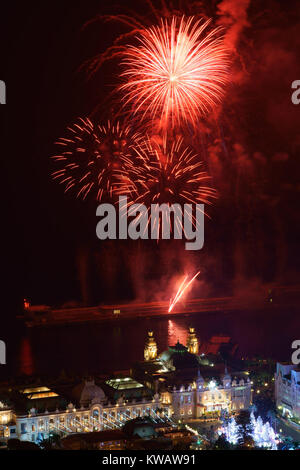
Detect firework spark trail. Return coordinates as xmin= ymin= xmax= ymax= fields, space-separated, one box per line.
xmin=115 ymin=135 xmax=217 ymax=235
xmin=52 ymin=118 xmax=142 ymax=202
xmin=170 ymin=275 xmax=188 ymax=306
xmin=168 ymin=271 xmax=200 ymax=312
xmin=120 ymin=16 xmax=230 ymax=128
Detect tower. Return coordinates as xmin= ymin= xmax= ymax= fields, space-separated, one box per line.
xmin=144 ymin=331 xmax=158 ymax=361
xmin=195 ymin=368 xmax=205 ymax=417
xmin=223 ymin=364 xmax=231 ymax=388
xmin=196 ymin=368 xmax=204 ymax=390
xmin=186 ymin=327 xmax=199 ymax=354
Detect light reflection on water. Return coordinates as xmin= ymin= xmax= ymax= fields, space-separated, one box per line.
xmin=0 ymin=308 xmax=296 ymax=380
xmin=167 ymin=319 xmax=188 ymax=346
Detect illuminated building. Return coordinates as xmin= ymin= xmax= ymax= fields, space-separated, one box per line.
xmin=144 ymin=331 xmax=158 ymax=361
xmin=163 ymin=367 xmax=251 ymax=419
xmin=275 ymin=363 xmax=300 ymax=422
xmin=0 ymin=379 xmax=170 ymax=444
xmin=186 ymin=327 xmax=199 ymax=355
xmin=0 ymin=328 xmax=253 ymax=444
xmin=139 ymin=327 xmax=252 ymax=420
xmin=0 ymin=402 xmax=15 ymax=439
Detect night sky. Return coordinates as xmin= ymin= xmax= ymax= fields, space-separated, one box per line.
xmin=1 ymin=0 xmax=300 ymax=321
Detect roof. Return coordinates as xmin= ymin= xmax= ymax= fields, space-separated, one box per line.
xmin=105 ymin=377 xmax=143 ymax=390
xmin=72 ymin=380 xmax=106 ymax=406
xmin=159 ymin=342 xmax=201 ymax=370
xmin=62 ymin=429 xmax=126 ymax=448
xmin=123 ymin=417 xmax=157 ymax=438
xmin=198 ymin=335 xmax=237 ymax=356
xmin=21 ymin=386 xmax=59 ymax=400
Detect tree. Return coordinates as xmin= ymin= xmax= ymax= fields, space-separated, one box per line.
xmin=236 ymin=410 xmax=255 ymax=449
xmin=213 ymin=434 xmax=233 ymax=450
xmin=7 ymin=438 xmax=40 ymax=450
xmin=39 ymin=432 xmax=62 ymax=450
xmin=225 ymin=417 xmax=239 ymax=445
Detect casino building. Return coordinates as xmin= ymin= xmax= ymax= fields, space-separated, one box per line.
xmin=136 ymin=328 xmax=252 ymax=419
xmin=0 ymin=327 xmax=252 ymax=443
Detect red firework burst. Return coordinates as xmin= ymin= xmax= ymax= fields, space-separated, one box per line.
xmin=120 ymin=16 xmax=230 ymax=128
xmin=52 ymin=118 xmax=142 ymax=202
xmin=116 ymin=136 xmax=217 ymax=234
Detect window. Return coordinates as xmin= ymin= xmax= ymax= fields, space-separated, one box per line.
xmin=21 ymin=423 xmax=27 ymax=434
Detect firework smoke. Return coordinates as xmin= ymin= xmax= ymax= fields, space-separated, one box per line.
xmin=217 ymin=0 xmax=250 ymax=52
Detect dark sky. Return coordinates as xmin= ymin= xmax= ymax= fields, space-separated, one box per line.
xmin=1 ymin=1 xmax=300 ymax=316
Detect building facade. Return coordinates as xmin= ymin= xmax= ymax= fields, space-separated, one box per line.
xmin=0 ymin=327 xmax=253 ymax=444
xmin=161 ymin=369 xmax=252 ymax=419
xmin=275 ymin=362 xmax=300 ymax=421
xmin=0 ymin=380 xmax=169 ymax=443
xmin=142 ymin=328 xmax=252 ymax=420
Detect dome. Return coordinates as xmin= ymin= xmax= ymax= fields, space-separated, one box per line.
xmin=159 ymin=341 xmax=201 ymax=370
xmin=72 ymin=379 xmax=106 ymax=406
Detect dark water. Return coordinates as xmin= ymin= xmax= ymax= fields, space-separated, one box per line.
xmin=0 ymin=307 xmax=298 ymax=380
